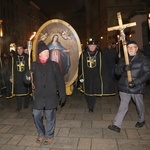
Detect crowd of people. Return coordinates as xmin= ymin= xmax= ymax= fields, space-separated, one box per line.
xmin=0 ymin=38 xmax=150 ymax=144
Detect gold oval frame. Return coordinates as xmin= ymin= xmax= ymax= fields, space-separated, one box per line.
xmin=33 ymin=19 xmax=82 ymax=95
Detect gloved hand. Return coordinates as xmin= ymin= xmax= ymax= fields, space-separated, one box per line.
xmin=128 ymin=81 xmax=135 ymax=88
xmin=123 ymin=65 xmax=131 ymax=71
xmin=60 ymin=101 xmax=65 ymax=108
xmin=26 ymin=69 xmax=32 ymax=77
xmin=59 ymin=97 xmax=66 ymax=108
xmin=59 ymin=100 xmax=66 ymax=108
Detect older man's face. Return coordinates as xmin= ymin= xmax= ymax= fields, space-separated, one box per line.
xmin=127 ymin=44 xmax=138 ymax=56
xmin=88 ymin=45 xmax=97 ymax=52
xmin=39 ymin=50 xmax=49 ymax=60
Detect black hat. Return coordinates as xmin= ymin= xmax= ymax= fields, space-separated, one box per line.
xmin=38 ymin=41 xmax=49 ymax=55
xmin=127 ymin=40 xmax=137 ymax=46
xmin=87 ymin=38 xmax=98 ymax=45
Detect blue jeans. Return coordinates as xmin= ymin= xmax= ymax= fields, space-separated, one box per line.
xmin=33 ymin=109 xmax=56 ymax=138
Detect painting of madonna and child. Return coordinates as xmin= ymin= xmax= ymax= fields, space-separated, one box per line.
xmin=33 ymin=19 xmax=82 ymax=87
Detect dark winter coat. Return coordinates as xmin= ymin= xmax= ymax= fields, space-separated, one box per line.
xmin=26 ymin=59 xmax=66 ymax=109
xmin=77 ymin=48 xmax=115 ymax=96
xmin=115 ymin=51 xmax=150 ymax=94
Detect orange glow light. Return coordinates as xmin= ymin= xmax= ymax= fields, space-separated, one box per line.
xmin=0 ymin=19 xmax=3 ymax=37
xmin=29 ymin=32 xmax=36 ymax=40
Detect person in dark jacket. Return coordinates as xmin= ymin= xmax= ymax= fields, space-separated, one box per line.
xmin=108 ymin=41 xmax=150 ymax=133
xmin=144 ymin=41 xmax=150 ymax=60
xmin=10 ymin=45 xmax=29 ymax=112
xmin=0 ymin=52 xmax=7 ymax=97
xmin=24 ymin=41 xmax=66 ymax=144
xmin=77 ymin=38 xmax=115 ymax=112
xmin=103 ymin=42 xmax=118 ymax=79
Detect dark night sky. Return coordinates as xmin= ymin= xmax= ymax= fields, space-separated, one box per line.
xmin=32 ymin=0 xmax=85 ymax=20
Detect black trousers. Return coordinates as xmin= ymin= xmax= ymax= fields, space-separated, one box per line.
xmin=84 ymin=95 xmax=96 ymax=110
xmin=16 ymin=95 xmax=29 ymax=110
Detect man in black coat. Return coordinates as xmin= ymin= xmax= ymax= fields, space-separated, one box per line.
xmin=10 ymin=45 xmax=29 ymax=112
xmin=77 ymin=38 xmax=115 ymax=112
xmin=108 ymin=41 xmax=150 ymax=133
xmin=24 ymin=40 xmax=66 ymax=144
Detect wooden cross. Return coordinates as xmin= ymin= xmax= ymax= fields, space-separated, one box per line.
xmin=107 ymin=12 xmax=136 ymax=82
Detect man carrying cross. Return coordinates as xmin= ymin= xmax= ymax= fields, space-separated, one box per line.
xmin=107 ymin=12 xmax=150 ymax=133
xmin=108 ymin=41 xmax=150 ymax=133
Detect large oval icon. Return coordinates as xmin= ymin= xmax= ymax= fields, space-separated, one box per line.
xmin=32 ymin=19 xmax=82 ymax=95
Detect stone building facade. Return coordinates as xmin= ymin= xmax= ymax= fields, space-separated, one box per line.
xmin=0 ymin=0 xmax=47 ymax=52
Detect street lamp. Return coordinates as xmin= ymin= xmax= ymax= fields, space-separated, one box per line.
xmin=129 ymin=34 xmax=132 ymax=41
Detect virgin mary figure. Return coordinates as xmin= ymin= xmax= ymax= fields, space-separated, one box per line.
xmin=48 ymin=34 xmax=71 ymax=76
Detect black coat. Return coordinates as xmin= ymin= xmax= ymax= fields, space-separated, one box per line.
xmin=77 ymin=48 xmax=115 ymax=96
xmin=12 ymin=52 xmax=29 ymax=96
xmin=28 ymin=59 xmax=66 ymax=109
xmin=103 ymin=48 xmax=118 ymax=66
xmin=115 ymin=51 xmax=150 ymax=94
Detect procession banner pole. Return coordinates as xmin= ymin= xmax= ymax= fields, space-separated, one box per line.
xmin=27 ymin=40 xmax=32 ymax=70
xmin=27 ymin=32 xmax=36 ymax=90
xmin=9 ymin=43 xmax=16 ymax=95
xmin=27 ymin=32 xmax=36 ymax=69
xmin=0 ymin=19 xmax=3 ymax=66
xmin=0 ymin=19 xmax=4 ymax=89
xmin=148 ymin=13 xmax=150 ymax=30
xmin=107 ymin=12 xmax=136 ymax=82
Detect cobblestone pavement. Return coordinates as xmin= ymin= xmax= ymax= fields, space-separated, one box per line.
xmin=0 ymin=81 xmax=150 ymax=150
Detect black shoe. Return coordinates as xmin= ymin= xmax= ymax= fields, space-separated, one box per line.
xmin=135 ymin=121 xmax=145 ymax=128
xmin=89 ymin=109 xmax=94 ymax=112
xmin=24 ymin=105 xmax=28 ymax=109
xmin=16 ymin=108 xmax=21 ymax=112
xmin=108 ymin=125 xmax=121 ymax=133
